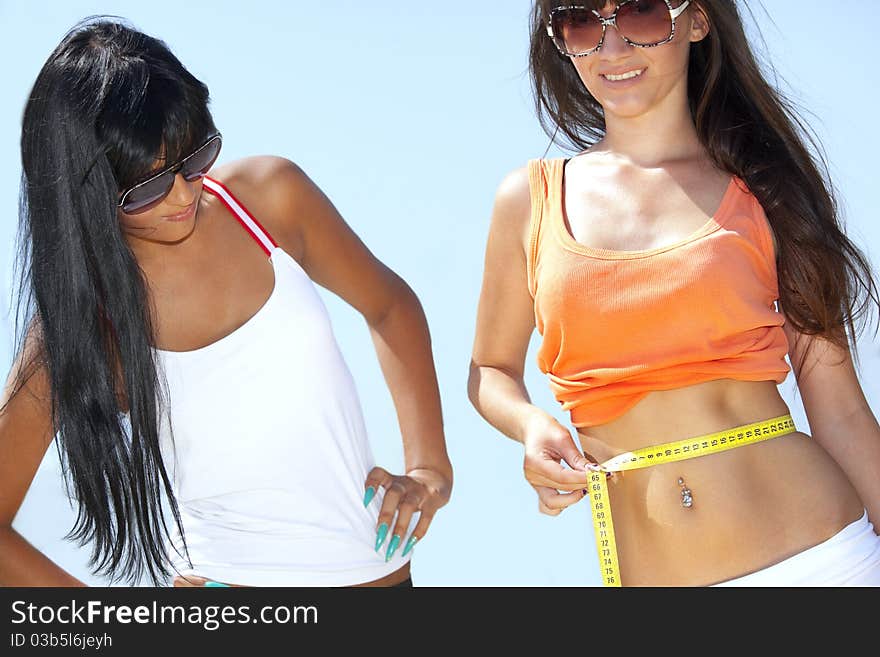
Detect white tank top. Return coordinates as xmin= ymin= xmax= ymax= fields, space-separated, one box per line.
xmin=154 ymin=176 xmax=410 ymax=586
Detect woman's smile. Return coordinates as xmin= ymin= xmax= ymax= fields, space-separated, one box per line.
xmin=599 ymin=67 xmax=647 ymax=86
xmin=164 ymin=201 xmax=197 ymax=222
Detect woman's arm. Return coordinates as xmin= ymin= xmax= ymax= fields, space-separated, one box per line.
xmin=0 ymin=328 xmax=87 ymax=586
xmin=237 ymin=157 xmax=452 ymax=546
xmin=783 ymin=318 xmax=880 ymax=527
xmin=468 ymin=167 xmax=591 ymax=516
xmin=468 ymin=168 xmax=547 ymax=441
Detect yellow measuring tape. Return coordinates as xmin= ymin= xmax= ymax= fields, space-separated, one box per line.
xmin=587 ymin=414 xmax=797 ymax=586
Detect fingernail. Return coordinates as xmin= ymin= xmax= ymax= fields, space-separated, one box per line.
xmin=204 ymin=581 xmax=230 ymax=587
xmin=385 ymin=534 xmax=401 ymax=562
xmin=582 ymin=489 xmax=588 ymax=495
xmin=363 ymin=486 xmax=376 ymax=507
xmin=375 ymin=522 xmax=389 ymax=551
xmin=401 ymin=535 xmax=418 ymax=557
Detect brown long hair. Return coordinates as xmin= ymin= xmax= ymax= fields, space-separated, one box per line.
xmin=528 ymin=0 xmax=879 ymax=375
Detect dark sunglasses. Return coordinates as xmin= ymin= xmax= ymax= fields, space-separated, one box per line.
xmin=117 ymin=133 xmax=223 ymax=215
xmin=547 ymin=0 xmax=691 ymax=57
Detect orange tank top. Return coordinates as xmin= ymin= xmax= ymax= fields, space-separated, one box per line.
xmin=526 ymin=158 xmax=790 ymax=428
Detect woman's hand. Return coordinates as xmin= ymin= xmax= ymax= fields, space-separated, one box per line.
xmin=363 ymin=465 xmax=452 ymax=562
xmin=522 ymin=413 xmax=599 ymax=516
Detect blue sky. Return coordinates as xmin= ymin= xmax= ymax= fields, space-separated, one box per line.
xmin=1 ymin=1 xmax=878 ymax=586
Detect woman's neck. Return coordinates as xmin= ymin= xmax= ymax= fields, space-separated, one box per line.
xmin=598 ymin=95 xmax=705 ymax=168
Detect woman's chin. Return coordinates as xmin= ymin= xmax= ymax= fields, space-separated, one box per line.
xmin=599 ymin=98 xmax=657 ymax=121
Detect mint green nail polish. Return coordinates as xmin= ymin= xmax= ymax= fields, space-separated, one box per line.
xmin=375 ymin=522 xmax=389 ymax=551
xmin=385 ymin=534 xmax=401 ymax=562
xmin=362 ymin=486 xmax=376 ymax=507
xmin=401 ymin=535 xmax=418 ymax=558
xmin=205 ymin=581 xmax=230 ymax=587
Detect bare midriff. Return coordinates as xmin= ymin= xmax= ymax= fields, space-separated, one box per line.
xmin=576 ymin=378 xmax=864 ymax=586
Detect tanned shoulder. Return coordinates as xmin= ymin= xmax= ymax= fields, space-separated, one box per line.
xmin=207 ymin=155 xmax=313 ymax=261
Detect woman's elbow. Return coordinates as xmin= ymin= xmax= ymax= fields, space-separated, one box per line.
xmin=467 ymin=360 xmax=484 ymax=410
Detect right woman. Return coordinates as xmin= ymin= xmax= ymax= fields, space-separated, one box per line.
xmin=469 ymin=0 xmax=880 ymax=585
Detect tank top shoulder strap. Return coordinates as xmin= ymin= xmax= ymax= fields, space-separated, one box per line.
xmin=202 ymin=176 xmax=279 ymax=257
xmin=526 ymin=158 xmax=566 ymax=298
xmin=729 ymin=175 xmax=780 ymax=284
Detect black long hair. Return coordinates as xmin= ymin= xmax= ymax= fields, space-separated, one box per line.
xmin=10 ymin=17 xmax=217 ymax=584
xmin=529 ymin=0 xmax=879 ymax=374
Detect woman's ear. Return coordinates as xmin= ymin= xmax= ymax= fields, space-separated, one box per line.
xmin=688 ymin=5 xmax=711 ymax=43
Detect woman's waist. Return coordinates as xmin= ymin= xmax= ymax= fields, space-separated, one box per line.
xmin=576 ymin=378 xmax=790 ymax=461
xmin=174 ymin=523 xmax=381 ymax=554
xmin=162 ymin=418 xmax=376 ymax=501
xmin=602 ymin=429 xmax=860 ymax=508
xmin=173 ymin=561 xmax=412 ymax=588
xmin=173 ymin=488 xmax=378 ymax=540
xmin=594 ymin=430 xmax=864 ymax=584
xmin=170 ymin=502 xmax=409 ymax=586
xmin=172 ymin=548 xmax=409 ymax=587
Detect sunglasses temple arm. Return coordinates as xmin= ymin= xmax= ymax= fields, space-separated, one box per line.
xmin=670 ymin=0 xmax=690 ymax=19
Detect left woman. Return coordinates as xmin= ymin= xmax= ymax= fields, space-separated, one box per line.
xmin=0 ymin=17 xmax=452 ymax=587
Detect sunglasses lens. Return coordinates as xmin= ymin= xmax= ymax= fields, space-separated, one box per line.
xmin=120 ymin=173 xmax=175 ymax=214
xmin=551 ymin=8 xmax=603 ymax=55
xmin=617 ymin=0 xmax=673 ymax=46
xmin=181 ymin=136 xmax=222 ymax=182
xmin=118 ymin=135 xmax=221 ymax=214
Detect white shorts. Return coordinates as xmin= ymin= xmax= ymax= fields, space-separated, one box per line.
xmin=713 ymin=509 xmax=880 ymax=586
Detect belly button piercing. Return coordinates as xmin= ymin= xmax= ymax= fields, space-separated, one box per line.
xmin=678 ymin=477 xmax=693 ymax=509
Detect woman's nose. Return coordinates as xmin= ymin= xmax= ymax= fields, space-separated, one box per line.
xmin=598 ymin=20 xmax=635 ymax=59
xmin=165 ymin=173 xmax=198 ymax=207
